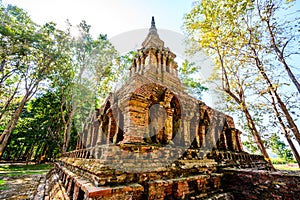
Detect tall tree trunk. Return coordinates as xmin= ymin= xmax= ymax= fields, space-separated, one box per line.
xmin=257 ymin=3 xmax=300 ymax=94
xmin=0 ymin=78 xmax=22 ymax=121
xmin=26 ymin=145 xmax=35 ymax=162
xmin=40 ymin=145 xmax=48 ymax=163
xmin=268 ymin=91 xmax=300 ymax=167
xmin=33 ymin=143 xmax=42 ymax=161
xmin=217 ymin=48 xmax=274 ymax=168
xmin=0 ymin=81 xmax=38 ymax=156
xmin=251 ymin=47 xmax=300 ymax=146
xmin=266 ymin=19 xmax=300 ymax=93
xmin=242 ymin=106 xmax=273 ymax=165
xmin=62 ymin=107 xmax=75 ymax=153
xmin=0 ymin=93 xmax=29 ymax=156
xmin=22 ymin=146 xmax=30 ymax=161
xmin=16 ymin=144 xmax=25 ymax=161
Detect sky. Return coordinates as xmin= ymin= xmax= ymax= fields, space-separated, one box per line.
xmin=2 ymin=0 xmax=195 ymax=38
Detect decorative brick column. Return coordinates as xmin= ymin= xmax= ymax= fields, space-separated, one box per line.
xmin=199 ymin=125 xmax=206 ymax=148
xmin=106 ymin=111 xmax=113 ymax=144
xmin=141 ymin=55 xmax=145 ymax=75
xmin=86 ymin=126 xmax=92 ymax=148
xmin=164 ymin=108 xmax=174 ymax=143
xmin=193 ymin=114 xmax=201 ymax=148
xmin=121 ymin=104 xmax=146 ymax=144
xmin=236 ymin=130 xmax=243 ymax=152
xmin=183 ymin=112 xmax=194 ymax=146
xmin=231 ymin=129 xmax=238 ymax=152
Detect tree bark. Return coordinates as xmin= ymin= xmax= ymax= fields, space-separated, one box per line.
xmin=16 ymin=144 xmax=25 ymax=161
xmin=0 ymin=81 xmax=38 ymax=156
xmin=216 ymin=47 xmax=274 ymax=168
xmin=61 ymin=105 xmax=75 ymax=153
xmin=0 ymin=78 xmax=22 ymax=121
xmin=268 ymin=91 xmax=300 ymax=167
xmin=0 ymin=93 xmax=29 ymax=156
xmin=257 ymin=2 xmax=300 ymax=94
xmin=251 ymin=47 xmax=300 ymax=146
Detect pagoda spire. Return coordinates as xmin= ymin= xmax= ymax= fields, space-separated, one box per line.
xmin=150 ymin=16 xmax=157 ymax=32
xmin=142 ymin=16 xmax=164 ymax=49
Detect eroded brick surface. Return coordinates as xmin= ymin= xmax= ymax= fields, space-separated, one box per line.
xmin=222 ymin=169 xmax=300 ymax=200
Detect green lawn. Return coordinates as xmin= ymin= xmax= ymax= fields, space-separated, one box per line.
xmin=273 ymin=164 xmax=300 ymax=171
xmin=0 ymin=163 xmax=53 ymax=176
xmin=0 ymin=179 xmax=8 ymax=191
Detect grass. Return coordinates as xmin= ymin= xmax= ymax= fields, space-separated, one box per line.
xmin=273 ymin=164 xmax=300 ymax=171
xmin=270 ymin=158 xmax=300 ymax=171
xmin=0 ymin=163 xmax=53 ymax=192
xmin=0 ymin=180 xmax=9 ymax=191
xmin=0 ymin=163 xmax=53 ymax=176
xmin=0 ymin=163 xmax=53 ymax=171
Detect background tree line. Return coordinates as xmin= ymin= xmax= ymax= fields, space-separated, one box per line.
xmin=184 ymin=0 xmax=300 ymax=167
xmin=0 ymin=2 xmax=118 ymax=161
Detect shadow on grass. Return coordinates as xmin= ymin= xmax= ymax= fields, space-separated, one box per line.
xmin=0 ymin=163 xmax=53 ymax=177
xmin=0 ymin=163 xmax=53 ymax=171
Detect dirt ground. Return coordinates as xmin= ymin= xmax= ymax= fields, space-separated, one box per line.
xmin=0 ymin=162 xmax=51 ymax=200
xmin=0 ymin=174 xmax=45 ymax=199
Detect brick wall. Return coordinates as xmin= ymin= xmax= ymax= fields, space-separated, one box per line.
xmin=222 ymin=168 xmax=300 ymax=200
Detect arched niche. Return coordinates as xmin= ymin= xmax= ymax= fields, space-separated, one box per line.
xmin=102 ymin=101 xmax=111 ymax=143
xmin=130 ymin=83 xmax=181 ymax=145
xmin=170 ymin=96 xmax=182 ymax=146
xmin=224 ymin=121 xmax=234 ymax=151
xmin=190 ymin=115 xmax=198 ymax=148
xmin=198 ymin=110 xmax=210 ymax=149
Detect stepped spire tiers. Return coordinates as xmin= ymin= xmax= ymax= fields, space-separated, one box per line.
xmin=142 ymin=16 xmax=164 ymax=49
xmin=129 ymin=16 xmax=180 ymax=90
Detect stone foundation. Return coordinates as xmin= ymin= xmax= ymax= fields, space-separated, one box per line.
xmin=222 ymin=168 xmax=300 ymax=200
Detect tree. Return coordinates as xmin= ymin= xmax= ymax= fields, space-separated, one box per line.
xmin=270 ymin=134 xmax=294 ymax=162
xmin=3 ymin=91 xmax=66 ymax=161
xmin=184 ymin=0 xmax=274 ymax=166
xmin=184 ymin=0 xmax=300 ymax=167
xmin=256 ymin=0 xmax=300 ymax=93
xmin=0 ymin=3 xmax=72 ymax=155
xmin=59 ymin=20 xmax=117 ymax=153
xmin=0 ymin=2 xmax=118 ymax=158
xmin=179 ymin=60 xmax=208 ymax=100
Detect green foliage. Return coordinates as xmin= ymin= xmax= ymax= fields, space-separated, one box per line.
xmin=0 ymin=0 xmax=118 ymax=157
xmin=3 ymin=91 xmax=65 ymax=161
xmin=0 ymin=163 xmax=53 ymax=171
xmin=242 ymin=140 xmax=259 ymax=154
xmin=112 ymin=51 xmax=136 ymax=91
xmin=270 ymin=134 xmax=294 ymax=162
xmin=179 ymin=60 xmax=208 ymax=100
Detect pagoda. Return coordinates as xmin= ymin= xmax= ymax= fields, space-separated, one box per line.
xmin=45 ymin=17 xmax=272 ymax=200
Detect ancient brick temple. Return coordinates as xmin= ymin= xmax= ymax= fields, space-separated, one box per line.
xmin=44 ymin=17 xmax=281 ymax=200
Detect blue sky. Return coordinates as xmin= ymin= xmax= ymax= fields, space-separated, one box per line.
xmin=2 ymin=0 xmax=194 ymax=37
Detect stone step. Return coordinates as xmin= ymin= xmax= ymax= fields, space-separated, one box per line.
xmin=44 ymin=168 xmax=70 ymax=200
xmin=55 ymin=161 xmax=225 ymax=200
xmin=190 ymin=189 xmax=234 ymax=200
xmin=144 ymin=173 xmax=224 ymax=199
xmin=32 ymin=175 xmax=46 ymax=200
